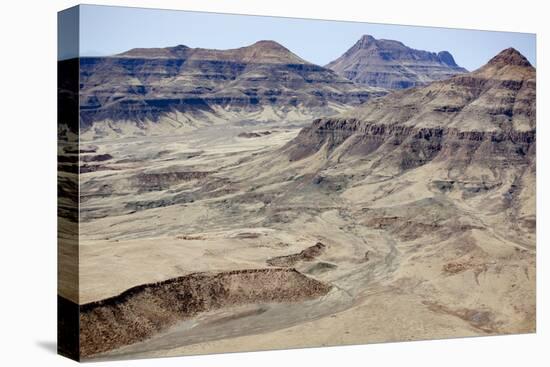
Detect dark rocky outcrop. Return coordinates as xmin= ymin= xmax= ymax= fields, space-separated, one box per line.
xmin=79 ymin=268 xmax=331 ymax=357
xmin=80 ymin=154 xmax=113 ymax=162
xmin=134 ymin=171 xmax=211 ymax=191
xmin=238 ymin=131 xmax=272 ymax=138
xmin=267 ymin=242 xmax=327 ymax=267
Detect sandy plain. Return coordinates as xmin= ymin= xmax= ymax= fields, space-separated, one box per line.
xmin=66 ymin=121 xmax=536 ymax=360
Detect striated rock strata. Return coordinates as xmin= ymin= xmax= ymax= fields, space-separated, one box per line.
xmin=79 ymin=40 xmax=385 ymax=135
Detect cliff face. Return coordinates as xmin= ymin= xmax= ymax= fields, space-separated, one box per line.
xmin=326 ymin=35 xmax=468 ymax=89
xmin=78 ymin=41 xmax=385 ymax=133
xmin=288 ymin=119 xmax=535 ymax=173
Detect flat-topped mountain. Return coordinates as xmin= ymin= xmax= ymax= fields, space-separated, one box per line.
xmin=117 ymin=40 xmax=308 ymax=64
xmin=78 ymin=40 xmax=385 ymax=138
xmin=326 ymin=35 xmax=467 ymax=89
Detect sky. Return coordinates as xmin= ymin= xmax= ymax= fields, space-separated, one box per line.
xmin=63 ymin=4 xmax=536 ymax=70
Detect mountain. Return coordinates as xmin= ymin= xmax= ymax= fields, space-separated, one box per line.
xmin=116 ymin=40 xmax=306 ymax=64
xmin=292 ymin=47 xmax=535 ymax=160
xmin=281 ymin=46 xmax=535 ymax=242
xmin=326 ymin=35 xmax=468 ymax=89
xmin=77 ymin=40 xmax=385 ymax=138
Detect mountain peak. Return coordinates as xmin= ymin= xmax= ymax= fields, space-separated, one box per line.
xmin=250 ymin=40 xmax=286 ymax=48
xmin=168 ymin=44 xmax=189 ymax=51
xmin=239 ymin=40 xmax=308 ymax=64
xmin=487 ymin=48 xmax=532 ymax=68
xmin=246 ymin=40 xmax=293 ymax=54
xmin=357 ymin=35 xmax=376 ymax=47
xmin=437 ymin=51 xmax=458 ymax=67
xmin=166 ymin=44 xmax=190 ymax=56
xmin=353 ymin=35 xmax=406 ymax=50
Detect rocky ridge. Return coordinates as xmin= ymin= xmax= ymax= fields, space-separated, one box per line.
xmin=78 ymin=268 xmax=331 ymax=357
xmin=78 ymin=40 xmax=385 ymax=138
xmin=292 ymin=48 xmax=535 ymax=163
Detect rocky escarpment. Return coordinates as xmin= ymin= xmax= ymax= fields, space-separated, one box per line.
xmin=287 ymin=118 xmax=535 ymax=168
xmin=291 ymin=48 xmax=535 ymax=166
xmin=79 ymin=268 xmax=331 ymax=357
xmin=79 ymin=40 xmax=385 ymax=133
xmin=326 ymin=35 xmax=467 ymax=89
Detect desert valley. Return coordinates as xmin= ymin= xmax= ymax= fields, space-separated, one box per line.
xmin=58 ymin=34 xmax=536 ymax=360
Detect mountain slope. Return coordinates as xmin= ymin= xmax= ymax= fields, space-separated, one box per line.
xmin=326 ymin=35 xmax=467 ymax=89
xmin=294 ymin=48 xmax=535 ymax=160
xmin=284 ymin=47 xmax=535 ymax=239
xmin=78 ymin=41 xmax=385 ymax=138
xmin=339 ymin=47 xmax=535 ymax=131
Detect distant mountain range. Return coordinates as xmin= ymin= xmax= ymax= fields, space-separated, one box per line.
xmin=69 ymin=37 xmax=530 ymax=141
xmin=326 ymin=35 xmax=467 ymax=89
xmin=77 ymin=40 xmax=385 ymax=137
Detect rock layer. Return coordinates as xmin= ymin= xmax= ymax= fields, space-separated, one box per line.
xmin=79 ymin=41 xmax=385 ymax=133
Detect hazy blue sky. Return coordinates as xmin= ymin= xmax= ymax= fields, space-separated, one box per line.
xmin=74 ymin=4 xmax=536 ymax=70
